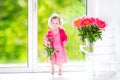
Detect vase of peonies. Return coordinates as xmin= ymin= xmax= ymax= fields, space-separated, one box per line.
xmin=72 ymin=16 xmax=107 ymax=54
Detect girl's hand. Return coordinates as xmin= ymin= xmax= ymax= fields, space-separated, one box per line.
xmin=63 ymin=41 xmax=67 ymax=46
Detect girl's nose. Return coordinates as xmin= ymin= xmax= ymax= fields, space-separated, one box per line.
xmin=54 ymin=24 xmax=57 ymax=26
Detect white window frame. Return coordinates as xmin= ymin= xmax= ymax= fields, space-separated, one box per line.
xmin=87 ymin=0 xmax=99 ymax=17
xmin=0 ymin=0 xmax=98 ymax=73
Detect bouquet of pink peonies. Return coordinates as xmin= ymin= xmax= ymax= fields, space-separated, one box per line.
xmin=44 ymin=33 xmax=58 ymax=60
xmin=72 ymin=16 xmax=107 ymax=44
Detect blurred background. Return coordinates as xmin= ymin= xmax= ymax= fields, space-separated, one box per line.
xmin=0 ymin=0 xmax=86 ymax=64
xmin=0 ymin=0 xmax=28 ymax=64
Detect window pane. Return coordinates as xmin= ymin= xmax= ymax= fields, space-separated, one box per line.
xmin=38 ymin=0 xmax=86 ymax=63
xmin=0 ymin=0 xmax=28 ymax=66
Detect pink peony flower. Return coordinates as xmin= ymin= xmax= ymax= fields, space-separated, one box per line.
xmin=45 ymin=33 xmax=54 ymax=47
xmin=90 ymin=17 xmax=96 ymax=25
xmin=80 ymin=17 xmax=92 ymax=26
xmin=96 ymin=18 xmax=107 ymax=29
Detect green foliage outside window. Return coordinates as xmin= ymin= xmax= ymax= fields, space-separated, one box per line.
xmin=0 ymin=0 xmax=28 ymax=63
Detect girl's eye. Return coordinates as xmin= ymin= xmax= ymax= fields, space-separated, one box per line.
xmin=52 ymin=22 xmax=59 ymax=25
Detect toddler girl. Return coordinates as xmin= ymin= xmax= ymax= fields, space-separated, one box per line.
xmin=44 ymin=13 xmax=68 ymax=75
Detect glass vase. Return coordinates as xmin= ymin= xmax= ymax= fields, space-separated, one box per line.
xmin=79 ymin=38 xmax=94 ymax=54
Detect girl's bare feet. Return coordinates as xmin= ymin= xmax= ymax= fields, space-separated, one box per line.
xmin=58 ymin=69 xmax=62 ymax=75
xmin=51 ymin=68 xmax=54 ymax=75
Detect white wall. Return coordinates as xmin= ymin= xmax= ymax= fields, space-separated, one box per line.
xmin=98 ymin=0 xmax=120 ymax=71
xmin=87 ymin=0 xmax=120 ymax=80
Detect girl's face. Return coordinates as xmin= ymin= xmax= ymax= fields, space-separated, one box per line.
xmin=50 ymin=18 xmax=61 ymax=30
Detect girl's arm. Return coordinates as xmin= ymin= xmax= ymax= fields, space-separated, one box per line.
xmin=60 ymin=28 xmax=68 ymax=46
xmin=62 ymin=29 xmax=68 ymax=42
